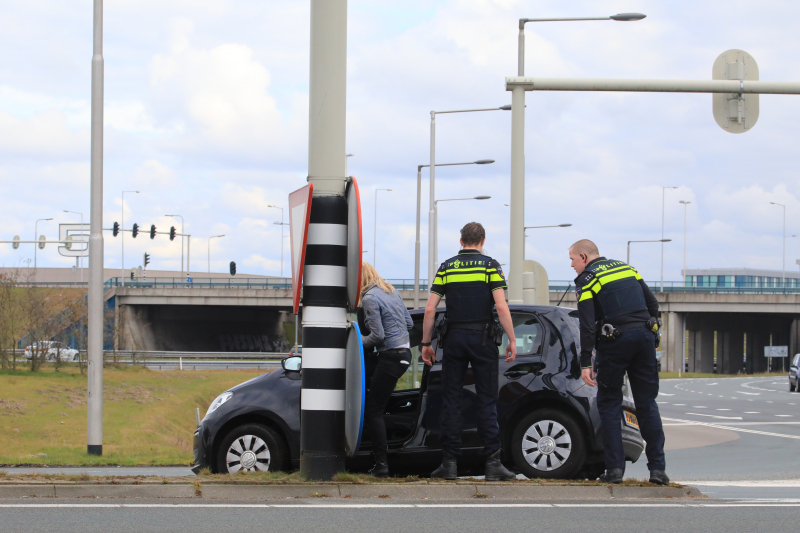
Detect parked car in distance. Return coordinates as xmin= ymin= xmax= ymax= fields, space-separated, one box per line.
xmin=193 ymin=305 xmax=645 ymax=479
xmin=789 ymin=353 xmax=800 ymax=392
xmin=24 ymin=341 xmax=80 ymax=362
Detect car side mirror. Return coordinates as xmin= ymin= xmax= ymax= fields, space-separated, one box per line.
xmin=282 ymin=356 xmax=302 ymax=372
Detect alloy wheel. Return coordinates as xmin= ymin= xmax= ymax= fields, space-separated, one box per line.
xmin=521 ymin=419 xmax=572 ymax=472
xmin=225 ymin=435 xmax=271 ymax=474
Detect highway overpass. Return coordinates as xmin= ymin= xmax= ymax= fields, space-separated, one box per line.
xmin=107 ymin=277 xmax=800 ymax=374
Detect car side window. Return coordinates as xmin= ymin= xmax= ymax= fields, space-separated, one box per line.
xmin=498 ymin=314 xmax=543 ymax=357
xmin=793 ymin=354 xmax=800 ymax=367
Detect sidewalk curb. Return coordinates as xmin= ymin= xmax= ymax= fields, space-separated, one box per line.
xmin=0 ymin=483 xmax=704 ymax=500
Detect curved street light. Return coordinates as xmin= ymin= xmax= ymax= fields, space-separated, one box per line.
xmin=627 ymin=239 xmax=671 ymax=265
xmin=208 ymin=235 xmax=225 ymax=273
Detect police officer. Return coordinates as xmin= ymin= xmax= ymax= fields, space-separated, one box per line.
xmin=421 ymin=222 xmax=517 ymax=481
xmin=569 ymin=239 xmax=669 ymax=485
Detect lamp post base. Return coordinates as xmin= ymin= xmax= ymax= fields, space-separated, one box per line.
xmin=87 ymin=445 xmax=102 ymax=456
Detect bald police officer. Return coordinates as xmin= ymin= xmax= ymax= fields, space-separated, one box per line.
xmin=421 ymin=222 xmax=517 ymax=481
xmin=569 ymin=239 xmax=669 ymax=485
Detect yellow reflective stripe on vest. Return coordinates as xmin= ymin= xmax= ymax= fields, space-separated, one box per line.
xmin=594 ymin=265 xmax=630 ymax=278
xmin=443 ymin=272 xmax=488 ymax=283
xmin=597 ymin=268 xmax=640 ymax=285
xmin=489 ymin=273 xmax=504 ymax=283
xmin=579 ymin=290 xmax=594 ymax=302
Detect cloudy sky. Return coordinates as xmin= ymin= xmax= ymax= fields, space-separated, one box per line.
xmin=2 ymin=0 xmax=799 ymax=284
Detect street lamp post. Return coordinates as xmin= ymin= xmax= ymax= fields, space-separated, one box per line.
xmin=274 ymin=221 xmax=289 ymax=278
xmin=510 ymin=13 xmax=646 ymax=303
xmin=373 ymin=189 xmax=392 ymax=268
xmin=770 ymin=202 xmax=787 ymax=288
xmin=660 ymin=186 xmax=678 ymax=292
xmin=268 ymin=205 xmax=286 ymax=277
xmin=434 ymin=196 xmax=492 ymax=265
xmin=414 ymin=160 xmax=495 ymax=309
xmin=165 ymin=214 xmax=184 ymax=279
xmin=63 ymin=210 xmax=85 ymax=283
xmin=627 ymin=239 xmax=671 ymax=265
xmin=679 ymin=201 xmax=691 ymax=286
xmin=207 ymin=235 xmax=225 ymax=273
xmin=428 ymin=106 xmax=510 ymax=287
xmin=34 ymin=218 xmax=53 ymax=271
xmin=120 ymin=190 xmax=139 ymax=286
xmin=523 ymin=224 xmax=572 ymax=259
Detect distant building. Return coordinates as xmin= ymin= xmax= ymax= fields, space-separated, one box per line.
xmin=683 ymin=268 xmax=800 ymax=288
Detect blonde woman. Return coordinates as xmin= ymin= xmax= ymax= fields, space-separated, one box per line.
xmin=359 ymin=262 xmax=413 ymax=477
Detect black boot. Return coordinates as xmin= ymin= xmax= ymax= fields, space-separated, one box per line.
xmin=431 ymin=451 xmax=457 ymax=480
xmin=649 ymin=470 xmax=670 ymax=486
xmin=368 ymin=453 xmax=389 ymax=478
xmin=599 ymin=468 xmax=625 ymax=484
xmin=484 ymin=450 xmax=516 ymax=481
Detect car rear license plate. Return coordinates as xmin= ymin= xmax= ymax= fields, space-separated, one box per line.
xmin=623 ymin=411 xmax=639 ymax=429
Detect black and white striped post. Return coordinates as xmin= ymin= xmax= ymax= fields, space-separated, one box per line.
xmin=300 ymin=0 xmax=349 ymax=480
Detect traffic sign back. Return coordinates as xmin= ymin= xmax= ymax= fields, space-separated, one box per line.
xmin=712 ymin=49 xmax=759 ymax=133
xmin=289 ymin=184 xmax=314 ymax=314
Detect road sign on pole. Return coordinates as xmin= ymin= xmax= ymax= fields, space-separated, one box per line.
xmin=12 ymin=236 xmax=19 ymax=250
xmin=289 ymin=183 xmax=314 ymax=314
xmin=38 ymin=235 xmax=46 ymax=250
xmin=344 ymin=322 xmax=365 ymax=457
xmin=712 ymin=49 xmax=759 ymax=134
xmin=346 ymin=177 xmax=363 ymax=310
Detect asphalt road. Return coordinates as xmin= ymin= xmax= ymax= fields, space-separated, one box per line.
xmin=1 ymin=499 xmax=797 ymax=533
xmin=625 ymin=376 xmax=800 ymax=498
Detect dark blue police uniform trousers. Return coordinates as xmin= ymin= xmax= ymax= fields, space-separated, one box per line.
xmin=596 ymin=326 xmax=666 ymax=471
xmin=440 ymin=329 xmax=501 ymax=457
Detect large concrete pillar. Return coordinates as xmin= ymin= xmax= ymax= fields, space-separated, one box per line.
xmin=717 ymin=314 xmax=745 ymax=375
xmin=687 ymin=314 xmax=715 ymax=374
xmin=662 ymin=312 xmax=685 ymax=373
xmin=746 ymin=320 xmax=770 ymax=374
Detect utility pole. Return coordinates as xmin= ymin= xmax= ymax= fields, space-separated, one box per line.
xmin=87 ymin=0 xmax=104 ymax=456
xmin=661 ymin=186 xmax=677 ymax=291
xmin=301 ymin=0 xmax=348 ymax=480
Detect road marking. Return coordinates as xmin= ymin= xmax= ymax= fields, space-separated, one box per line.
xmin=685 ymin=412 xmax=743 ymax=420
xmin=673 ymin=404 xmax=686 ymax=406
xmin=739 ymin=392 xmax=760 ymax=396
xmin=707 ymin=383 xmax=718 ymax=386
xmin=3 ymin=503 xmax=800 ymax=509
xmin=776 ymin=415 xmax=792 ymax=417
xmin=767 ymin=401 xmax=774 ymax=404
xmin=692 ymin=406 xmax=708 ymax=408
xmin=658 ymin=393 xmax=675 ymax=396
xmin=663 ymin=417 xmax=800 ymax=440
xmin=744 ymin=412 xmax=760 ymax=414
xmin=716 ymin=409 xmax=731 ymax=411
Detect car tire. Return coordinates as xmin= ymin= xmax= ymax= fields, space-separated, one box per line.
xmin=791 ymin=382 xmax=796 ymax=393
xmin=510 ymin=408 xmax=587 ymax=480
xmin=216 ymin=423 xmax=287 ymax=475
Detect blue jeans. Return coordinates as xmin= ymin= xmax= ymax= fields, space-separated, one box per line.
xmin=596 ymin=326 xmax=666 ymax=471
xmin=440 ymin=329 xmax=500 ymax=457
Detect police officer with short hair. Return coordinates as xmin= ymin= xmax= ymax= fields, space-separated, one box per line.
xmin=569 ymin=239 xmax=669 ymax=485
xmin=421 ymin=222 xmax=517 ymax=481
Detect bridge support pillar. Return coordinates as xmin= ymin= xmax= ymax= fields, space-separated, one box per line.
xmin=661 ymin=312 xmax=685 ymax=373
xmin=745 ymin=322 xmax=770 ymax=374
xmin=686 ymin=315 xmax=715 ymax=374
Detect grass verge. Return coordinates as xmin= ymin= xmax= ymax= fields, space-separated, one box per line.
xmin=0 ymin=364 xmax=265 ymax=466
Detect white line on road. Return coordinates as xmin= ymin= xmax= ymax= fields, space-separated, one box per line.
xmin=2 ymin=503 xmax=800 ymax=509
xmin=739 ymin=392 xmax=760 ymax=396
xmin=685 ymin=412 xmax=743 ymax=420
xmin=663 ymin=417 xmax=800 ymax=440
xmin=658 ymin=393 xmax=675 ymax=396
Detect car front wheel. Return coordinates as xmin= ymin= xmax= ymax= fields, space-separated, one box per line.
xmin=216 ymin=423 xmax=287 ymax=475
xmin=510 ymin=408 xmax=587 ymax=479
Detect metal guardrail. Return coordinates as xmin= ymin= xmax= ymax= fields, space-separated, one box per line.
xmin=106 ymin=350 xmax=289 ymax=360
xmin=105 ymin=277 xmax=291 ymax=290
xmin=550 ymin=280 xmax=800 ymax=295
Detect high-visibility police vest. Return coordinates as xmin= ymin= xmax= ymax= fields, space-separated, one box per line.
xmin=430 ymin=249 xmax=507 ymax=324
xmin=575 ymin=258 xmax=647 ymax=321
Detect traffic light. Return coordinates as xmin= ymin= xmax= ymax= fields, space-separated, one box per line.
xmin=169 ymin=226 xmax=176 ymax=241
xmin=150 ymin=224 xmax=157 ymax=239
xmin=143 ymin=252 xmax=150 ymax=267
xmin=230 ymin=261 xmax=236 ymax=276
xmin=132 ymin=223 xmax=139 ymax=238
xmin=112 ymin=222 xmax=120 ymax=237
